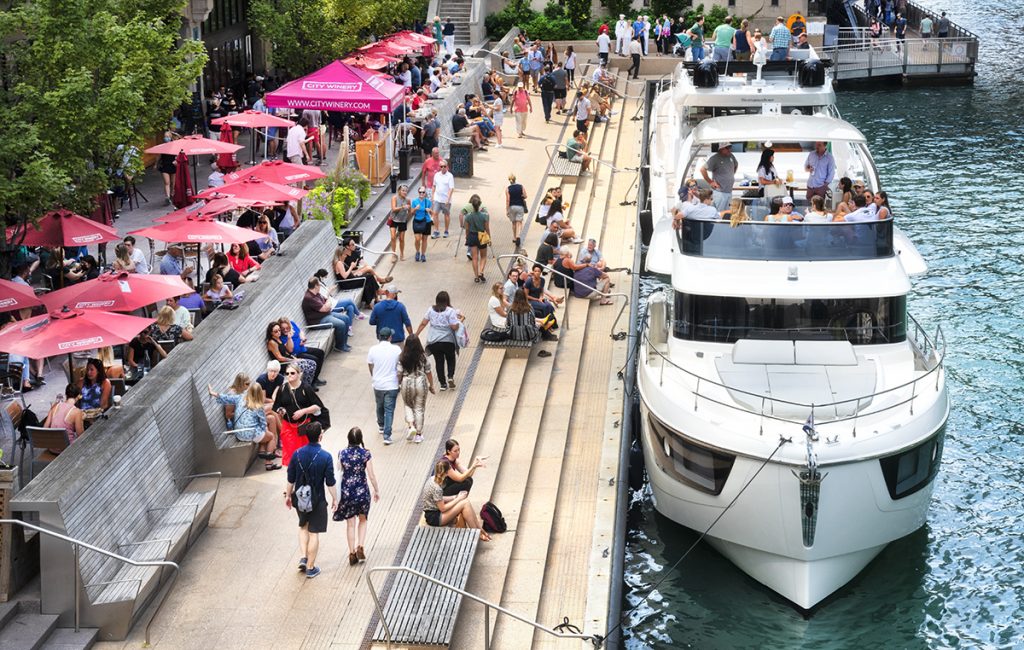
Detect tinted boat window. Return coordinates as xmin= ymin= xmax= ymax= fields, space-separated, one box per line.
xmin=673 ymin=293 xmax=908 ymax=344
xmin=879 ymin=430 xmax=945 ymax=500
xmin=647 ymin=414 xmax=735 ymax=495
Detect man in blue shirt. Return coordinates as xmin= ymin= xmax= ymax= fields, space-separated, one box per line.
xmin=369 ymin=284 xmax=413 ymax=343
xmin=768 ymin=16 xmax=791 ymax=61
xmin=804 ymin=141 xmax=836 ymax=201
xmin=286 ymin=422 xmax=337 ymax=579
xmin=159 ymin=243 xmax=193 ymax=280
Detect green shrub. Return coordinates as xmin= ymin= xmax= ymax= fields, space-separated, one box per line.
xmin=599 ymin=0 xmax=633 ymax=21
xmin=523 ymin=14 xmax=581 ymax=40
xmin=485 ymin=1 xmax=537 ymax=38
xmin=565 ymin=0 xmax=591 ymax=29
xmin=681 ymin=4 xmax=730 ymax=33
xmin=543 ymin=1 xmax=565 ymax=20
xmin=651 ymin=0 xmax=693 ymax=19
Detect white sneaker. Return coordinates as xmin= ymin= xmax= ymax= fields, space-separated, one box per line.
xmin=414 ymin=434 xmax=423 ymax=444
xmin=407 ymin=427 xmax=417 ymax=441
xmin=383 ymin=437 xmax=394 ymax=446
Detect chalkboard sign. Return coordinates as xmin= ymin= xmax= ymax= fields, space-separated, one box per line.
xmin=449 ymin=142 xmax=474 ymax=178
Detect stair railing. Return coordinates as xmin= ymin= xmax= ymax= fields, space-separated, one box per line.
xmin=0 ymin=518 xmax=179 ymax=645
xmin=366 ymin=565 xmax=604 ymax=649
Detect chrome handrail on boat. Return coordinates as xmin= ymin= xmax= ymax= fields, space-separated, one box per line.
xmin=366 ymin=565 xmax=602 ymax=649
xmin=495 ymin=253 xmax=629 ymax=339
xmin=642 ymin=289 xmax=946 ymax=430
xmin=0 ymin=519 xmax=180 ymax=645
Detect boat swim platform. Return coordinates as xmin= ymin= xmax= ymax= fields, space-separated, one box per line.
xmin=94 ymin=72 xmax=643 ymax=649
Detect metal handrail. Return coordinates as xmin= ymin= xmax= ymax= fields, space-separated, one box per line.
xmin=495 ymin=253 xmax=629 ymax=338
xmin=542 ymin=143 xmax=632 ymax=174
xmin=643 ymin=295 xmax=945 ymax=426
xmin=821 ymin=34 xmax=976 ymax=51
xmin=366 ymin=565 xmax=602 ymax=649
xmin=0 ymin=519 xmax=179 ymax=645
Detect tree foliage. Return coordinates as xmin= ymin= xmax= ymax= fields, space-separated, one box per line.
xmin=250 ymin=0 xmax=427 ymax=78
xmin=0 ymin=0 xmax=206 ymax=235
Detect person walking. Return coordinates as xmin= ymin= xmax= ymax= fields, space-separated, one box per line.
xmin=335 ymin=427 xmax=379 ymax=566
xmin=596 ymin=28 xmax=611 ymax=66
xmin=563 ymin=46 xmax=577 ymax=88
xmin=627 ymin=35 xmax=643 ymax=80
xmin=506 ymin=174 xmax=528 ymax=250
xmin=369 ymin=283 xmax=413 ymax=343
xmin=443 ymin=18 xmax=456 ymax=55
xmin=461 ymin=194 xmax=491 ymax=282
xmin=398 ymin=337 xmax=435 ymax=443
xmin=511 ymin=83 xmax=532 ymax=139
xmin=431 ymin=15 xmax=443 ymax=51
xmin=388 ymin=184 xmax=412 ymax=261
xmin=431 ymin=159 xmax=455 ymax=238
xmin=538 ymin=66 xmax=555 ymax=122
xmin=415 ymin=291 xmax=464 ymax=391
xmin=285 ymin=422 xmax=337 ymax=579
xmin=367 ymin=327 xmax=402 ymax=444
xmin=411 ymin=186 xmax=433 ymax=262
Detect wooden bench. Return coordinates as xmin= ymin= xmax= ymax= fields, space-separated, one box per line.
xmin=550 ymin=155 xmax=583 ymax=180
xmin=480 ymin=336 xmax=535 ymax=359
xmin=372 ymin=526 xmax=480 ymax=647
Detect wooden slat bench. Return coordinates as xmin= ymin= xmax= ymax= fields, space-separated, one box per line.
xmin=480 ymin=336 xmax=535 ymax=359
xmin=550 ymin=156 xmax=583 ymax=179
xmin=372 ymin=526 xmax=480 ymax=647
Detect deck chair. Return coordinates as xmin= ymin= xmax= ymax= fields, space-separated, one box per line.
xmin=23 ymin=426 xmax=71 ymax=481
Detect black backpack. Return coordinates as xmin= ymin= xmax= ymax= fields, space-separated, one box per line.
xmin=480 ymin=328 xmax=509 ymax=343
xmin=480 ymin=501 xmax=507 ymax=533
xmin=539 ymin=74 xmax=555 ymax=92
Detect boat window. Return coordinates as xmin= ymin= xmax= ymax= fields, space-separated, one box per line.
xmin=673 ymin=293 xmax=908 ymax=344
xmin=647 ymin=414 xmax=735 ymax=495
xmin=879 ymin=431 xmax=944 ymax=500
xmin=679 ymin=219 xmax=895 ymax=261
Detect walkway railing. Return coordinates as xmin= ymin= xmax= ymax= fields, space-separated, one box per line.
xmin=0 ymin=519 xmax=180 ymax=645
xmin=820 ymin=33 xmax=976 ymax=79
xmin=494 ymin=253 xmax=629 ymax=338
xmin=644 ymin=290 xmax=945 ymax=433
xmin=366 ymin=565 xmax=603 ymax=649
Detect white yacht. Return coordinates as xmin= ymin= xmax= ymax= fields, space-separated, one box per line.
xmin=637 ymin=113 xmax=949 ymax=609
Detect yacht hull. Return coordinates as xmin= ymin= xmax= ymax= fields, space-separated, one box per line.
xmin=638 ymin=403 xmax=945 ymax=608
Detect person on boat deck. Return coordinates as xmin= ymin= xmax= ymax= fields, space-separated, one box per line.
xmin=836 ymin=194 xmax=876 ymax=222
xmin=774 ymin=196 xmax=804 ymax=222
xmin=701 ymin=143 xmax=738 ymax=212
xmin=804 ymin=141 xmax=836 ymax=201
xmin=677 ymin=178 xmax=699 ymax=203
xmin=672 ymin=189 xmax=718 ymax=228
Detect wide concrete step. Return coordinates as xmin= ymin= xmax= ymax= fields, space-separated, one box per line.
xmin=39 ymin=628 xmax=99 ymax=650
xmin=0 ymin=610 xmax=58 ymax=650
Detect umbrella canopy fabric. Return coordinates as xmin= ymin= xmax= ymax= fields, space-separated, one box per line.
xmin=0 ymin=279 xmax=43 ymax=314
xmin=155 ymin=197 xmax=255 ymax=223
xmin=211 ymin=110 xmax=295 ymax=129
xmin=358 ymin=40 xmax=413 ymax=56
xmin=341 ymin=55 xmax=395 ymax=71
xmin=395 ymin=30 xmax=436 ymax=45
xmin=265 ymin=60 xmax=406 ymax=114
xmin=217 ymin=125 xmax=239 ymax=173
xmin=171 ymin=151 xmax=194 ymax=209
xmin=0 ymin=307 xmax=153 ymax=359
xmin=5 ymin=209 xmax=120 ymax=248
xmin=42 ymin=272 xmax=191 ymax=313
xmin=195 ymin=178 xmax=309 ymax=203
xmin=222 ymin=160 xmax=326 ymax=186
xmin=129 ymin=217 xmax=263 ymax=247
xmin=145 ymin=134 xmax=244 ymax=156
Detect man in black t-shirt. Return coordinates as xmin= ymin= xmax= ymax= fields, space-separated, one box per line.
xmin=538 ymin=66 xmax=555 ymax=122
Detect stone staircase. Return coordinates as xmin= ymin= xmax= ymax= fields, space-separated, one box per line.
xmin=0 ymin=600 xmax=97 ymax=650
xmin=436 ymin=0 xmax=473 ymax=47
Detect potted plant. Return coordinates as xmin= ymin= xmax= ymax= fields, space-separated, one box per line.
xmin=303 ymin=158 xmax=371 ymax=235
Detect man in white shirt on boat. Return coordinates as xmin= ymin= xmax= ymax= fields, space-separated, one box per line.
xmin=804 ymin=141 xmax=836 ymax=201
xmin=672 ymin=189 xmax=718 ymax=228
xmin=701 ymin=143 xmax=738 ymax=212
xmin=839 ymin=194 xmax=876 ymax=222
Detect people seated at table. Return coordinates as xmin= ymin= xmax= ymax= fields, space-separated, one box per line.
xmin=208 ymin=382 xmax=281 ymax=470
xmin=227 ymin=242 xmax=260 ymax=278
xmin=43 ymin=246 xmax=84 ymax=288
xmin=177 ymin=278 xmax=206 ymax=310
xmin=78 ymin=255 xmax=101 ymax=281
xmin=79 ymin=358 xmax=112 ymax=412
xmin=112 ymin=244 xmax=135 ymax=273
xmin=333 ymin=238 xmax=392 ymax=309
xmin=126 ymin=306 xmax=193 ymax=369
xmin=205 ymin=273 xmax=234 ymax=303
xmin=266 ymin=320 xmax=319 ymax=382
xmin=44 ymin=384 xmax=85 ymax=443
xmin=165 ymin=294 xmax=195 ymax=333
xmin=96 ymin=346 xmax=125 ymax=379
xmin=421 ymin=460 xmax=490 ymax=541
xmin=159 ymin=243 xmax=194 ymax=280
xmin=279 ymin=317 xmax=326 ymax=386
xmin=206 ymin=251 xmax=247 ymax=287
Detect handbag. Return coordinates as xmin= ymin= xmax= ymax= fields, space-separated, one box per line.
xmin=763 ymin=183 xmax=788 ymax=199
xmin=478 ymin=230 xmax=491 ymax=246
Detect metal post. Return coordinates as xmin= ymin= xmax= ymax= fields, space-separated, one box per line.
xmin=73 ymin=543 xmax=80 ymax=633
xmin=484 ymin=604 xmax=491 ymax=650
xmin=694 ymin=377 xmax=700 ymax=411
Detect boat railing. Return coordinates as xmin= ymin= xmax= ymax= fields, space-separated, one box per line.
xmin=494 ymin=253 xmax=629 ymax=339
xmin=644 ymin=298 xmax=945 ymax=430
xmin=677 ymin=217 xmax=895 ymax=261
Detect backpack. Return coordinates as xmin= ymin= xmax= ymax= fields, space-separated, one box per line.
xmin=293 ymin=455 xmax=314 ymax=513
xmin=480 ymin=501 xmax=507 ymax=533
xmin=480 ymin=328 xmax=509 ymax=342
xmin=539 ymin=74 xmax=555 ymax=92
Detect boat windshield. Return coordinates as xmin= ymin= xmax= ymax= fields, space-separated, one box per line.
xmin=678 ymin=218 xmax=894 ymax=261
xmin=684 ymin=105 xmax=838 ymax=127
xmin=673 ymin=293 xmax=908 ymax=344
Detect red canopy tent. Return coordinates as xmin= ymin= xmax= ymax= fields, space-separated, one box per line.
xmin=0 ymin=279 xmax=43 ymax=314
xmin=43 ymin=272 xmax=191 ymax=313
xmin=265 ymin=60 xmax=405 ymax=114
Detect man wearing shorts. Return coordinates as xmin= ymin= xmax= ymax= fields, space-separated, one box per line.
xmin=285 ymin=423 xmax=337 ymax=579
xmin=506 ymin=173 xmax=527 ymax=249
xmin=431 ymin=160 xmax=455 ymax=238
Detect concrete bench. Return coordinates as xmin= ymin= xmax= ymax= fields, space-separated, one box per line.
xmin=372 ymin=526 xmax=480 ymax=647
xmin=13 ymin=406 xmax=218 ymax=641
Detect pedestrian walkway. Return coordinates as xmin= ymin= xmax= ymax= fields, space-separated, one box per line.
xmin=93 ymin=63 xmax=643 ymax=649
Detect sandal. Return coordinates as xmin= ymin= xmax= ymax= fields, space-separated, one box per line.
xmin=265 ymin=463 xmax=282 ymax=471
xmin=258 ymin=452 xmax=277 ymax=460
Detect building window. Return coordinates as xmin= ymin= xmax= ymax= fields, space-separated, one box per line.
xmin=728 ymin=0 xmax=735 ymax=5
xmin=771 ymin=0 xmax=780 ymax=5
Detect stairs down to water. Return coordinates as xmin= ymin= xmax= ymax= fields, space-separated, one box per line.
xmin=0 ymin=600 xmax=97 ymax=650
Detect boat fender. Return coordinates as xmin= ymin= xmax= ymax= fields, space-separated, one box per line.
xmin=639 ymin=209 xmax=653 ymax=246
xmin=629 ymin=438 xmax=646 ymax=491
xmin=798 ymin=59 xmax=826 ymax=87
xmin=693 ymin=60 xmax=719 ymax=88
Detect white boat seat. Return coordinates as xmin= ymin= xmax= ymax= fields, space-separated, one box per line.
xmin=732 ymin=339 xmax=794 ymax=365
xmin=794 ymin=340 xmax=857 ymax=366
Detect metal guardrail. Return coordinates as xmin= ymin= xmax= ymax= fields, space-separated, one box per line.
xmin=542 ymin=143 xmax=633 ymax=175
xmin=366 ymin=565 xmax=603 ymax=649
xmin=820 ymin=34 xmax=976 ymax=79
xmin=643 ymin=289 xmax=945 ymax=432
xmin=494 ymin=253 xmax=629 ymax=338
xmin=0 ymin=518 xmax=180 ymax=645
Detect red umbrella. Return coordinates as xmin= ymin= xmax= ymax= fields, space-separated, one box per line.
xmin=211 ymin=110 xmax=295 ymax=129
xmin=359 ymin=40 xmax=412 ymax=56
xmin=0 ymin=279 xmax=43 ymax=314
xmin=144 ymin=135 xmax=244 ymax=157
xmin=222 ymin=160 xmax=326 ymax=186
xmin=217 ymin=125 xmax=239 ymax=174
xmin=342 ymin=54 xmax=398 ymax=70
xmin=155 ymin=197 xmax=256 ymax=223
xmin=171 ymin=151 xmax=194 ymax=209
xmin=5 ymin=209 xmax=120 ymax=248
xmin=195 ymin=178 xmax=309 ymax=204
xmin=129 ymin=216 xmax=263 ymax=247
xmin=0 ymin=307 xmax=153 ymax=360
xmin=42 ymin=271 xmax=191 ymax=313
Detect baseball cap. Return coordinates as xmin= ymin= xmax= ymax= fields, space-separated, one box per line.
xmin=379 ymin=326 xmax=394 ymax=340
xmin=781 ymin=196 xmax=794 ymax=205
xmin=384 ymin=283 xmax=401 ymax=294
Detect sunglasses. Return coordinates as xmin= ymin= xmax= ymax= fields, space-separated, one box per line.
xmin=286 ymin=371 xmax=297 ymax=376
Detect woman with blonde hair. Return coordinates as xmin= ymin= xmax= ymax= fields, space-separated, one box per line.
xmin=420 ymin=460 xmax=490 ymax=541
xmin=724 ymin=198 xmax=750 ymax=227
xmin=112 ymin=244 xmax=135 ymax=273
xmin=208 ymin=382 xmax=281 ymax=470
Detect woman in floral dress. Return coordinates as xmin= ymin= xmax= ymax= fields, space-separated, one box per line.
xmin=335 ymin=427 xmax=380 ymax=565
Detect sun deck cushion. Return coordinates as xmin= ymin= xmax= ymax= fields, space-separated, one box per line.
xmin=732 ymin=339 xmax=795 ymax=365
xmin=794 ymin=340 xmax=858 ymax=366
